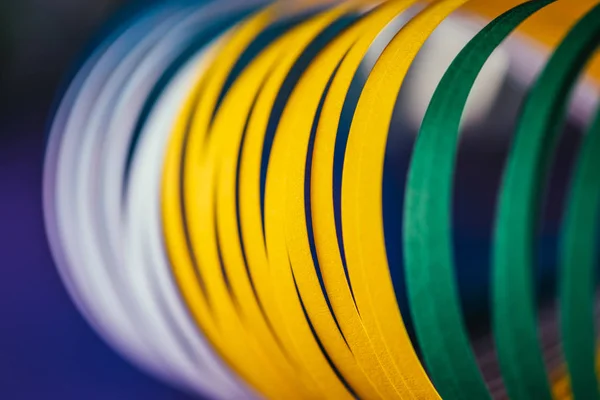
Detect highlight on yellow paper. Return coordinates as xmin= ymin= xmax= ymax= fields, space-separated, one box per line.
xmin=42 ymin=0 xmax=600 ymax=399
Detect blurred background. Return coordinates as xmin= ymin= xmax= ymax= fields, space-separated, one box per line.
xmin=0 ymin=0 xmax=596 ymax=398
xmin=0 ymin=0 xmax=193 ymax=398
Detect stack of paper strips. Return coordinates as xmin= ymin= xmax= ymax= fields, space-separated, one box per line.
xmin=43 ymin=0 xmax=600 ymax=398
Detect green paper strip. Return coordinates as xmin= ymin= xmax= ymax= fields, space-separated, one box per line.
xmin=404 ymin=1 xmax=554 ymax=400
xmin=560 ymin=105 xmax=600 ymax=400
xmin=493 ymin=3 xmax=600 ymax=400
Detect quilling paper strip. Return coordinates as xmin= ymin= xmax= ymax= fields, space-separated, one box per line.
xmin=43 ymin=0 xmax=600 ymax=398
xmin=45 ymin=6 xmax=183 ymax=382
xmin=560 ymin=106 xmax=600 ymax=400
xmin=493 ymin=4 xmax=600 ymax=399
xmin=404 ymin=1 xmax=555 ymax=399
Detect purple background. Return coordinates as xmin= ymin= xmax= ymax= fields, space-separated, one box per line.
xmin=0 ymin=0 xmax=194 ymax=398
